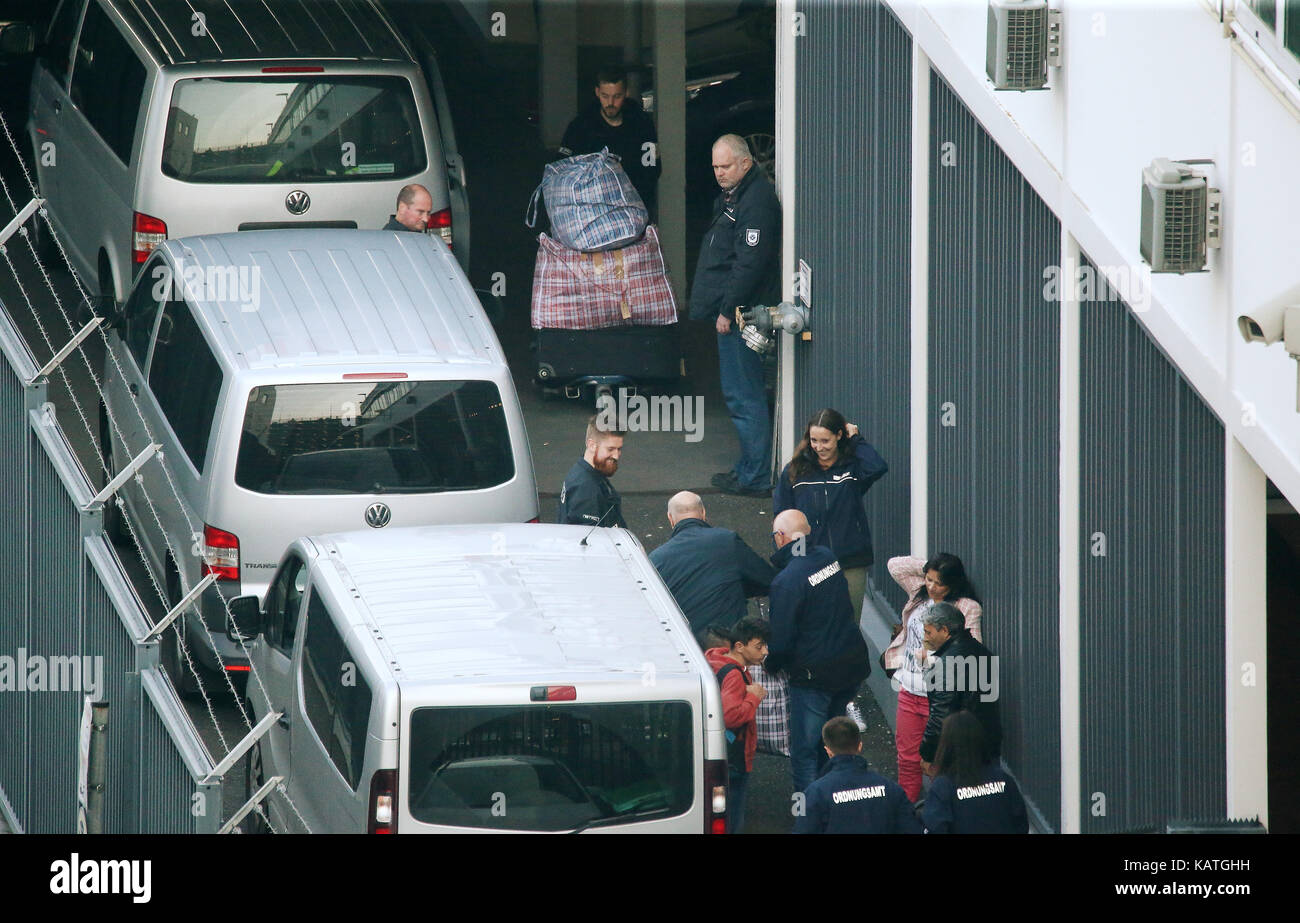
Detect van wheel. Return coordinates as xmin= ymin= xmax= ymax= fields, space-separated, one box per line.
xmin=97 ymin=403 xmax=128 ymax=546
xmin=162 ymin=567 xmax=202 ymax=699
xmin=243 ymin=737 xmax=272 ymax=834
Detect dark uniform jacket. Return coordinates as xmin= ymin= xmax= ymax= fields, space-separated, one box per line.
xmin=557 ymin=459 xmax=626 ymax=528
xmin=794 ymin=754 xmax=921 ymax=834
xmin=765 ymin=542 xmax=871 ymax=692
xmin=559 ymin=98 xmax=661 ymax=210
xmin=924 ymin=762 xmax=1029 ymax=834
xmin=774 ymin=434 xmax=889 ymax=569
xmin=918 ymin=628 xmax=1002 ymax=764
xmin=382 ymin=216 xmax=419 ymax=232
xmin=688 ymin=165 xmax=781 ymax=322
xmin=648 ymin=518 xmax=774 ymax=639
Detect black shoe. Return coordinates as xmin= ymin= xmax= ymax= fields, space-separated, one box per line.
xmin=720 ymin=482 xmax=771 ymax=498
xmin=710 ymin=471 xmax=738 ymax=489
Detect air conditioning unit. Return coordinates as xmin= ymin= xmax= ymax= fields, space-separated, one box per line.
xmin=986 ymin=0 xmax=1062 ymax=91
xmin=1140 ymin=158 xmax=1222 ymax=274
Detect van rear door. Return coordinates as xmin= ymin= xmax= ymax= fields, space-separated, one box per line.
xmin=399 ymin=679 xmax=707 ymax=833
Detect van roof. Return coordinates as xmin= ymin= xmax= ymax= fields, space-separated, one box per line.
xmin=312 ymin=524 xmax=701 ymax=683
xmin=113 ymin=0 xmax=412 ymax=66
xmin=159 ymin=230 xmax=501 ymax=371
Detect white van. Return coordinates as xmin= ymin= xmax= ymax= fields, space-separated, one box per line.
xmin=99 ymin=229 xmax=535 ymax=694
xmin=26 ymin=0 xmax=470 ymax=304
xmin=228 ymin=524 xmax=731 ymax=834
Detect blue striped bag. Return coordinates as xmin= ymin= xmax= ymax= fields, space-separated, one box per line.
xmin=526 ymin=148 xmax=648 ymax=252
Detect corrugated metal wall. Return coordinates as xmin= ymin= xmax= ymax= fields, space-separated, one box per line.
xmin=1079 ymin=256 xmax=1226 ymax=832
xmin=0 ymin=344 xmax=33 ymax=827
xmin=926 ymin=71 xmax=1062 ymax=829
xmin=24 ymin=433 xmax=83 ymax=833
xmin=793 ymin=0 xmax=912 ymax=608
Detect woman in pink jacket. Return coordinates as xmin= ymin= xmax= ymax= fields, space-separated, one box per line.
xmin=883 ymin=553 xmax=983 ymax=802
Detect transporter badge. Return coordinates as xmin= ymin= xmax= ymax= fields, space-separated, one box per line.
xmin=365 ymin=502 xmax=392 ymax=529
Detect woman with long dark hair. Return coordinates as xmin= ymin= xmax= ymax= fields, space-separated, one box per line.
xmin=923 ymin=711 xmax=1027 ymax=833
xmin=773 ymin=408 xmax=887 ymax=621
xmin=883 ymin=552 xmax=983 ymax=802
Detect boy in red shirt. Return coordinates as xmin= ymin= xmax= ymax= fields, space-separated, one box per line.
xmin=705 ymin=616 xmax=770 ymax=834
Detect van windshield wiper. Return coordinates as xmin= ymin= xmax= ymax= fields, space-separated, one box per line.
xmin=566 ymin=806 xmax=673 ymax=834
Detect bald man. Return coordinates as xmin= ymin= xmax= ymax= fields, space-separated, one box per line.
xmin=767 ymin=509 xmax=871 ymax=793
xmin=647 ymin=490 xmax=774 ymax=647
xmin=383 ymin=183 xmax=434 ymax=232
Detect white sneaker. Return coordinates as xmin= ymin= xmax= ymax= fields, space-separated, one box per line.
xmin=846 ymin=701 xmax=868 ymax=732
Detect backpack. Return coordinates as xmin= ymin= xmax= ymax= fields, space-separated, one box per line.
xmin=714 ymin=662 xmax=749 ymax=772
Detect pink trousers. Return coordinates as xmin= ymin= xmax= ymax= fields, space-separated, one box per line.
xmin=896 ymin=689 xmax=929 ymax=802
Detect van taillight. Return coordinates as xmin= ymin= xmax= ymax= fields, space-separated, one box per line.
xmin=132 ymin=212 xmax=167 ymax=263
xmin=527 ymin=517 xmax=539 ymax=523
xmin=368 ymin=769 xmax=398 ymax=834
xmin=704 ymin=758 xmax=728 ymax=834
xmin=427 ymin=207 xmax=453 ymax=249
xmin=200 ymin=524 xmax=240 ymax=581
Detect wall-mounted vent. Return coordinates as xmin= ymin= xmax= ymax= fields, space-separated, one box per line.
xmin=1140 ymin=158 xmax=1220 ymax=274
xmin=986 ymin=0 xmax=1060 ymax=91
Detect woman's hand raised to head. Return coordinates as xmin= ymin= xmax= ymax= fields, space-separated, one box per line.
xmin=845 ymin=422 xmax=859 ymax=438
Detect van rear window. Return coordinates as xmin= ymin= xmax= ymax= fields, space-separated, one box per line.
xmin=236 ymin=380 xmax=514 ymax=494
xmin=408 ymin=703 xmax=695 ymax=831
xmin=163 ymin=76 xmax=425 ymax=183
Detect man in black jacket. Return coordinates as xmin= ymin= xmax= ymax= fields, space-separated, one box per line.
xmin=648 ymin=491 xmax=774 ymax=646
xmin=559 ymin=65 xmax=661 ymax=213
xmin=766 ymin=510 xmax=871 ymax=793
xmin=382 ymin=184 xmax=432 ymax=232
xmin=795 ymin=717 xmax=920 ymax=835
xmin=557 ymin=417 xmax=627 ymax=529
xmin=917 ymin=602 xmax=1002 ymax=770
xmin=689 ymin=135 xmax=782 ymax=497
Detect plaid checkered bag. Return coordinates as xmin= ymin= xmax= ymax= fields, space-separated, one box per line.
xmin=526 ymin=148 xmax=648 ymax=252
xmin=748 ymin=663 xmax=791 ymax=757
xmin=530 ymin=225 xmax=678 ymax=330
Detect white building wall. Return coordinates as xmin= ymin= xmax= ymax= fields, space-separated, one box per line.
xmin=888 ymin=0 xmax=1300 ymax=511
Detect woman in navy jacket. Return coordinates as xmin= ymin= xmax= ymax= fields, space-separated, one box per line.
xmin=773 ymin=408 xmax=888 ymax=621
xmin=923 ymin=711 xmax=1028 ymax=834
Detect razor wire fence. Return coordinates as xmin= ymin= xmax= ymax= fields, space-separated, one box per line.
xmin=0 ymin=107 xmax=304 ymax=833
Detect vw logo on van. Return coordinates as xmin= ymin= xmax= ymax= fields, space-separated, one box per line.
xmin=285 ymin=190 xmax=311 ymax=215
xmin=364 ymin=502 xmax=392 ymax=529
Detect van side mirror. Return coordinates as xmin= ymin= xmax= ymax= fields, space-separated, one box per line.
xmin=81 ymin=293 xmax=120 ymax=329
xmin=474 ymin=289 xmax=504 ymax=327
xmin=226 ymin=595 xmax=264 ymax=642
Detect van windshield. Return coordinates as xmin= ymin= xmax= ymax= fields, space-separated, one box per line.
xmin=235 ymin=380 xmax=514 ymax=495
xmin=408 ymin=703 xmax=695 ymax=831
xmin=163 ymin=76 xmax=425 ymax=183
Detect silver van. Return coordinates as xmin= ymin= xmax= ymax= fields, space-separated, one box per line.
xmin=227 ymin=524 xmax=731 ymax=834
xmin=26 ymin=0 xmax=469 ymax=305
xmin=99 ymin=229 xmax=535 ymax=694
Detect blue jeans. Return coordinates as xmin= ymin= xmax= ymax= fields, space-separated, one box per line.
xmin=716 ymin=329 xmax=771 ymax=490
xmin=728 ymin=767 xmax=750 ymax=834
xmin=789 ymin=684 xmax=854 ymax=793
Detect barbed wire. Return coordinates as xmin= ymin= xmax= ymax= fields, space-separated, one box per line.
xmin=0 ymin=109 xmax=312 ymax=834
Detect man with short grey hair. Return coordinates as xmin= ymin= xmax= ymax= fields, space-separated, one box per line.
xmin=689 ymin=134 xmax=782 ymax=497
xmin=648 ymin=490 xmax=774 ymax=646
xmin=918 ymin=601 xmax=1002 ymax=775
